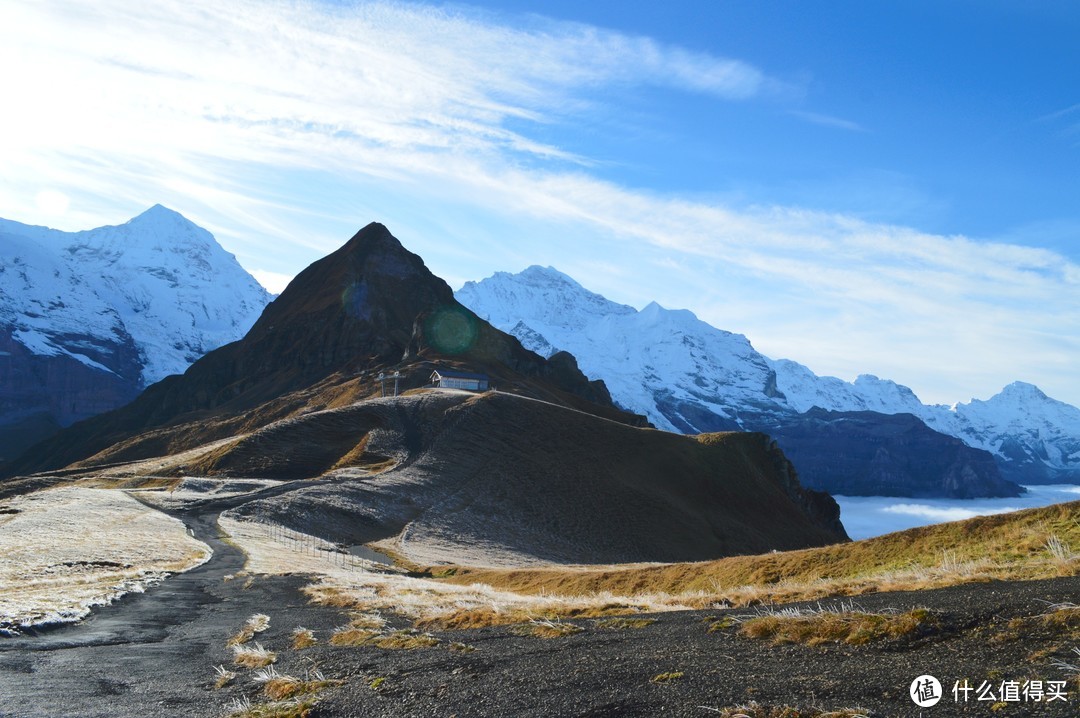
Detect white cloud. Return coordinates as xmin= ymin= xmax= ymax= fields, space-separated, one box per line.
xmin=34 ymin=190 xmax=70 ymax=216
xmin=250 ymin=269 xmax=294 ymax=295
xmin=789 ymin=110 xmax=868 ymax=132
xmin=0 ymin=0 xmax=1076 ymax=408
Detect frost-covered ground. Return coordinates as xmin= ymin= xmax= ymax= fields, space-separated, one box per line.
xmin=836 ymin=484 xmax=1080 ymax=540
xmin=0 ymin=487 xmax=211 ymax=633
xmin=130 ymin=476 xmax=283 ymax=510
xmin=219 ymin=516 xmax=692 ymax=622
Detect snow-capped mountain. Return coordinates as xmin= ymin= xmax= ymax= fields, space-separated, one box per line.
xmin=772 ymin=361 xmax=1080 ymax=485
xmin=457 ymin=266 xmax=1079 ymax=493
xmin=0 ymin=205 xmax=271 ymax=460
xmin=458 ymin=266 xmax=784 ymax=432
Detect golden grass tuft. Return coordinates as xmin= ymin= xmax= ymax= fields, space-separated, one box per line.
xmin=224 ymin=697 xmax=318 ymax=718
xmin=213 ymin=665 xmax=237 ymax=689
xmin=651 ymin=671 xmax=684 ymax=683
xmin=232 ymin=642 xmax=277 ymax=668
xmin=291 ymin=627 xmax=317 ymax=650
xmin=302 ymin=585 xmax=367 ymax=609
xmin=228 ymin=613 xmax=271 ymax=646
xmin=737 ymin=607 xmax=936 ymax=647
xmin=509 ymin=619 xmax=584 ymax=639
xmin=329 ymin=626 xmax=439 ymax=649
xmin=416 ymin=606 xmax=532 ymax=631
xmin=262 ymin=677 xmax=343 ymax=701
xmin=416 ymin=602 xmax=644 ymax=631
xmin=254 ymin=666 xmax=343 ymax=702
xmin=328 ymin=627 xmax=379 ymax=646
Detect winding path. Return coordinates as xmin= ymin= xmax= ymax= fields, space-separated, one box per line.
xmin=0 ymin=488 xmax=347 ymax=718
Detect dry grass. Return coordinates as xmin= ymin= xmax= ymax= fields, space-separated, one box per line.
xmin=232 ymin=642 xmax=277 ymax=668
xmin=224 ymin=696 xmax=318 ymax=718
xmin=213 ymin=665 xmax=237 ymax=689
xmin=415 ymin=602 xmax=645 ymax=631
xmin=992 ymin=602 xmax=1080 ymax=645
xmin=651 ymin=671 xmax=683 ymax=683
xmin=228 ymin=613 xmax=271 ymax=646
xmin=291 ymin=627 xmax=317 ymax=650
xmin=736 ymin=604 xmax=937 ymax=646
xmin=509 ymin=619 xmax=583 ymax=639
xmin=1052 ymin=647 xmax=1080 ymax=683
xmin=222 ymin=495 xmax=1079 ymax=648
xmin=594 ymin=617 xmax=657 ymax=630
xmin=430 ymin=501 xmax=1080 ymax=609
xmin=253 ymin=666 xmax=343 ymax=701
xmin=0 ymin=487 xmax=210 ymax=632
xmin=329 ymin=626 xmax=439 ymax=649
xmin=223 ymin=514 xmax=687 ymax=632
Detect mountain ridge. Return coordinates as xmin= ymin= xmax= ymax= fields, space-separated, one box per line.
xmin=457 ymin=265 xmax=1077 ymax=494
xmin=0 ymin=206 xmax=271 ymax=460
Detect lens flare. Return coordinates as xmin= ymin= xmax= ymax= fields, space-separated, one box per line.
xmin=341 ymin=280 xmax=370 ymax=320
xmin=425 ymin=306 xmax=478 ymax=354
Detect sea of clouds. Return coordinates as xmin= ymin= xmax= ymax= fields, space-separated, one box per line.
xmin=835 ymin=485 xmax=1080 ymax=540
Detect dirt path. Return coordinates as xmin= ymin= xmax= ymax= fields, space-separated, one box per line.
xmin=0 ymin=496 xmax=347 ymax=718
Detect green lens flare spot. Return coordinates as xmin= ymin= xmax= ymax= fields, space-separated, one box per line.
xmin=425 ymin=307 xmax=478 ymax=355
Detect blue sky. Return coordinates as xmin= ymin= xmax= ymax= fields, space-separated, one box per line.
xmin=1 ymin=0 xmax=1077 ymax=408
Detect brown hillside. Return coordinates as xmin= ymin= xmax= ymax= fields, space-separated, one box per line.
xmin=218 ymin=389 xmax=847 ymax=566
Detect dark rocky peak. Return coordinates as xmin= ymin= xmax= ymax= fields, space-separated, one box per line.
xmin=3 ymin=223 xmax=638 ymax=476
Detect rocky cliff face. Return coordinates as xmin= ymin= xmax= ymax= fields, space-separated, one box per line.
xmin=455 ymin=266 xmax=1059 ymax=498
xmin=0 ymin=206 xmax=270 ymax=461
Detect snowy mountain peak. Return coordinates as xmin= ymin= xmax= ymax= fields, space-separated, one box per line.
xmin=131 ymin=203 xmax=188 ymax=223
xmin=994 ymin=381 xmax=1049 ymax=402
xmin=516 ymin=265 xmax=581 ymax=287
xmin=456 ymin=265 xmax=1080 ymax=487
xmin=0 ymin=208 xmax=271 ymax=386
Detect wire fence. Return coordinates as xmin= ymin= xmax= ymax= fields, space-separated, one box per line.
xmin=251 ymin=520 xmax=396 ymax=572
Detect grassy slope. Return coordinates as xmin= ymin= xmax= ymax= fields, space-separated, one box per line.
xmin=219 ymin=390 xmax=846 ymax=566
xmin=432 ymin=499 xmax=1080 ymax=604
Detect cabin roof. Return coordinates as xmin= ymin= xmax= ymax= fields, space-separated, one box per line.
xmin=430 ymin=368 xmax=489 ymax=381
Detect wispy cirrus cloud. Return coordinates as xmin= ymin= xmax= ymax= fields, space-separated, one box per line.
xmin=789 ymin=110 xmax=868 ymax=132
xmin=0 ymin=0 xmax=1076 ymax=408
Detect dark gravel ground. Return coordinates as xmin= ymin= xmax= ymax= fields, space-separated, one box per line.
xmin=2 ymin=501 xmax=1078 ymax=718
xmin=283 ymin=575 xmax=1080 ymax=718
